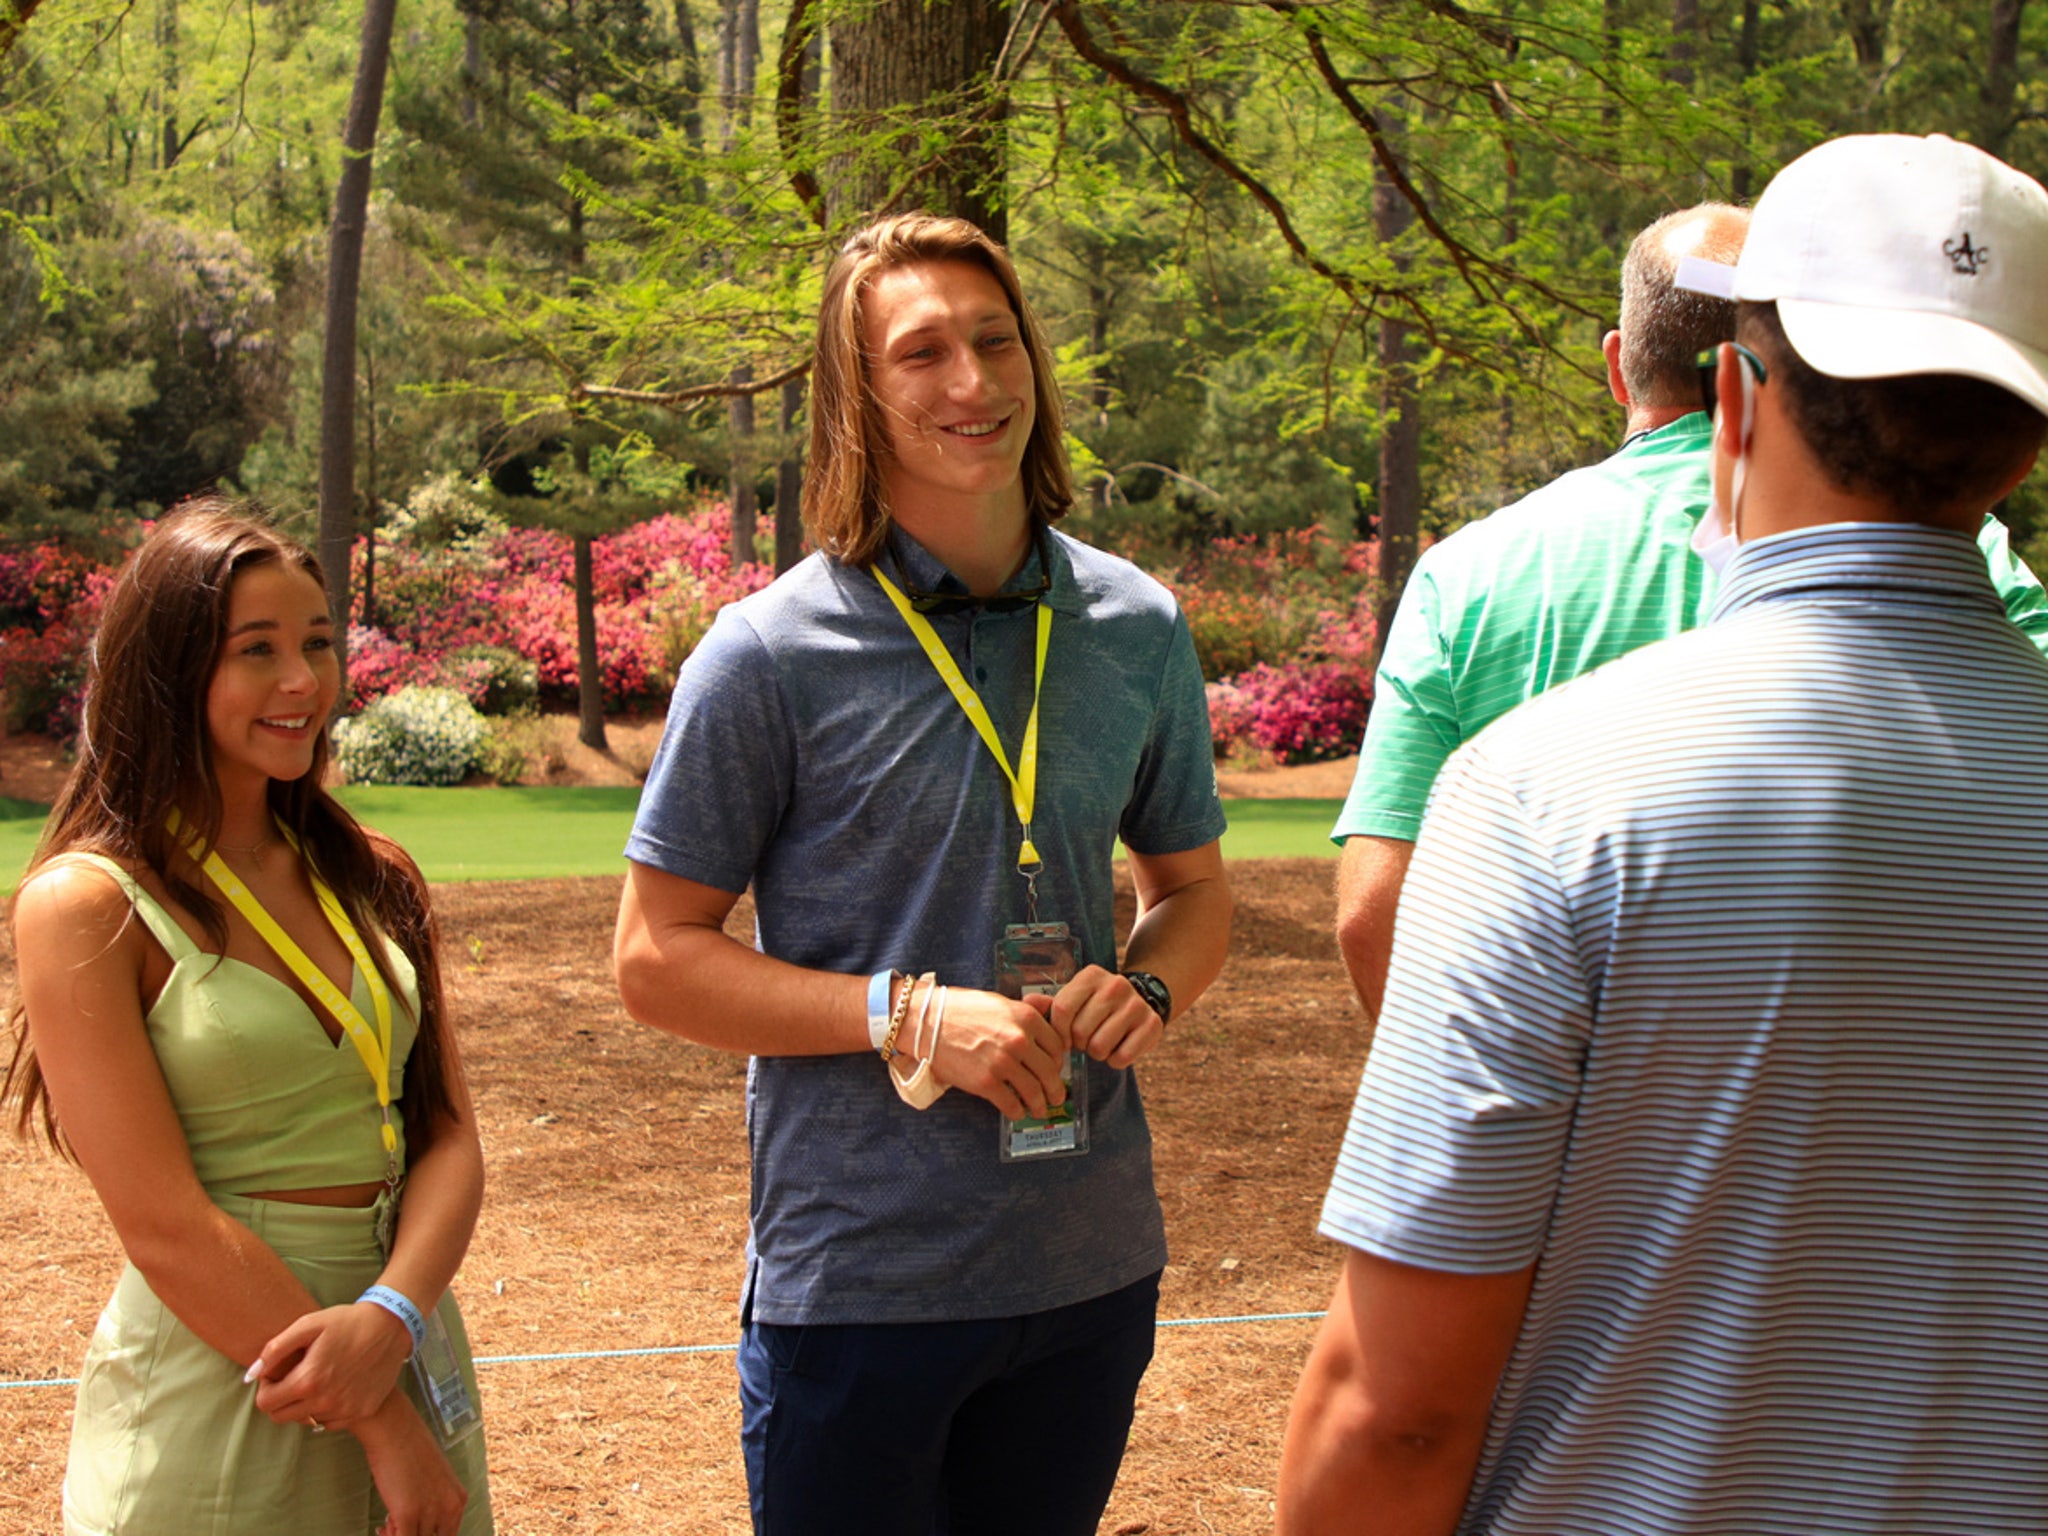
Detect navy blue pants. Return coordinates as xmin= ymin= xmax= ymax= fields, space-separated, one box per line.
xmin=737 ymin=1270 xmax=1161 ymax=1536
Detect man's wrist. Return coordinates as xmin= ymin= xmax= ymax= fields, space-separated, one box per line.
xmin=1122 ymin=969 xmax=1171 ymax=1025
xmin=866 ymin=969 xmax=903 ymax=1052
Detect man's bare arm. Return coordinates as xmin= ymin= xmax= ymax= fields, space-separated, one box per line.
xmin=1277 ymin=1248 xmax=1534 ymax=1536
xmin=613 ymin=861 xmax=1069 ymax=1118
xmin=1334 ymin=835 xmax=1416 ymax=1022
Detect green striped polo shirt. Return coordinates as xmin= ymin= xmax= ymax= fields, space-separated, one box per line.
xmin=1333 ymin=412 xmax=2048 ymax=842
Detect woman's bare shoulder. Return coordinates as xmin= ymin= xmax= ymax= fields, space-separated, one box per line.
xmin=14 ymin=852 xmax=146 ymax=944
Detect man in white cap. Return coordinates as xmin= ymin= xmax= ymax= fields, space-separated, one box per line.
xmin=1280 ymin=134 xmax=2048 ymax=1536
xmin=1333 ymin=201 xmax=2048 ymax=1026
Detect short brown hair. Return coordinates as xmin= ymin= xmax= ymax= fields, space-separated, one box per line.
xmin=803 ymin=213 xmax=1072 ymax=567
xmin=1741 ymin=301 xmax=2048 ymax=519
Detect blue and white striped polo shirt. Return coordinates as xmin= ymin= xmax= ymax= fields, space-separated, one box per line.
xmin=1322 ymin=522 xmax=2048 ymax=1535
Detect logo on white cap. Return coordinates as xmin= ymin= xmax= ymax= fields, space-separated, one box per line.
xmin=1943 ymin=234 xmax=1988 ymax=276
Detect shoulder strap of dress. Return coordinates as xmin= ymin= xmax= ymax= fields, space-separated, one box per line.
xmin=50 ymin=853 xmax=203 ymax=963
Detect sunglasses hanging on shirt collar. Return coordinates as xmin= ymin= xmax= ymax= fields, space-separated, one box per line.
xmin=890 ymin=525 xmax=1053 ymax=615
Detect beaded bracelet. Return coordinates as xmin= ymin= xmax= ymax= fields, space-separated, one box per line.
xmin=358 ymin=1284 xmax=426 ymax=1358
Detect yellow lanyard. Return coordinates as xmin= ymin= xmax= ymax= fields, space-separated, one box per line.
xmin=177 ymin=819 xmax=399 ymax=1169
xmin=874 ymin=568 xmax=1053 ymax=878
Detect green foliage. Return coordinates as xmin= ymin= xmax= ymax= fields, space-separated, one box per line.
xmin=332 ymin=685 xmax=486 ymax=786
xmin=0 ymin=0 xmax=2045 ymax=571
xmin=0 ymin=212 xmax=286 ymax=529
xmin=445 ymin=643 xmax=539 ymax=717
xmin=475 ymin=711 xmax=560 ymax=784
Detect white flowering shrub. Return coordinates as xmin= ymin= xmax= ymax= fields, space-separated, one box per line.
xmin=332 ymin=685 xmax=486 ymax=787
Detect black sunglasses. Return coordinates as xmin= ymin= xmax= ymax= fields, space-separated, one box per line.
xmin=897 ymin=527 xmax=1052 ymax=615
xmin=1696 ymin=342 xmax=1769 ymax=420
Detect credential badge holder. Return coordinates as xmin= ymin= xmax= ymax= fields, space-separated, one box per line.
xmin=994 ymin=921 xmax=1089 ymax=1162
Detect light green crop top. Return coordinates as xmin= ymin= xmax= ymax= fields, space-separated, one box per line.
xmin=67 ymin=853 xmax=421 ymax=1195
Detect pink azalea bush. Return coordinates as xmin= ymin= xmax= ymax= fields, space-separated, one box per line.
xmin=1206 ymin=659 xmax=1372 ymax=765
xmin=1162 ymin=526 xmax=1381 ymax=765
xmin=344 ymin=624 xmax=439 ymax=702
xmin=5 ymin=505 xmax=1390 ymax=765
xmin=351 ymin=503 xmax=773 ymax=709
xmin=0 ymin=552 xmax=117 ymax=739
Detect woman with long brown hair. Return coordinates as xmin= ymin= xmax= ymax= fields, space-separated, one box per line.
xmin=6 ymin=501 xmax=492 ymax=1536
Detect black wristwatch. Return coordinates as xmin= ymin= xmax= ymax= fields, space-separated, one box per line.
xmin=1122 ymin=969 xmax=1172 ymax=1025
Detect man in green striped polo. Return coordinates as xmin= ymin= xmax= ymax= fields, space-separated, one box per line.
xmin=1331 ymin=201 xmax=2048 ymax=1020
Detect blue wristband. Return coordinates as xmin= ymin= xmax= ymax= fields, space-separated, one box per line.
xmin=866 ymin=969 xmax=899 ymax=1052
xmin=358 ymin=1284 xmax=426 ymax=1357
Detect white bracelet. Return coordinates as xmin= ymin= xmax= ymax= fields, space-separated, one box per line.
xmin=909 ymin=976 xmax=939 ymax=1061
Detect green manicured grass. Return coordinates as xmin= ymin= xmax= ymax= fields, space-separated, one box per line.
xmin=0 ymin=797 xmax=46 ymax=896
xmin=335 ymin=785 xmax=647 ymax=882
xmin=0 ymin=787 xmax=1344 ymax=895
xmin=1215 ymin=798 xmax=1344 ymax=861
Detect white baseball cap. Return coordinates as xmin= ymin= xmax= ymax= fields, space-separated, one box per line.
xmin=1674 ymin=133 xmax=2048 ymax=415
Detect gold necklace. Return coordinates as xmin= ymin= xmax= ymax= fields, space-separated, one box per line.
xmin=213 ymin=829 xmax=279 ymax=863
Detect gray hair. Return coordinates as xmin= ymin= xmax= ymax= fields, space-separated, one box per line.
xmin=1617 ymin=204 xmax=1750 ymax=410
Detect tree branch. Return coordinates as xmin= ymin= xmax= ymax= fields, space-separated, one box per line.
xmin=1045 ymin=0 xmax=1429 ymax=338
xmin=1291 ymin=16 xmax=1601 ymax=330
xmin=571 ymin=355 xmax=813 ymax=408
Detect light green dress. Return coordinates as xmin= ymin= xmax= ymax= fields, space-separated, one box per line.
xmin=57 ymin=854 xmax=493 ymax=1536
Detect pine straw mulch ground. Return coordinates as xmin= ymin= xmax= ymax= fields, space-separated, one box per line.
xmin=0 ymin=854 xmax=1368 ymax=1536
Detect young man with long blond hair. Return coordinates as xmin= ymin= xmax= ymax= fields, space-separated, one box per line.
xmin=615 ymin=213 xmax=1231 ymax=1534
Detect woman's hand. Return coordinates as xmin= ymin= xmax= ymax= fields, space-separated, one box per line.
xmin=249 ymin=1302 xmax=413 ymax=1428
xmin=354 ymin=1393 xmax=469 ymax=1536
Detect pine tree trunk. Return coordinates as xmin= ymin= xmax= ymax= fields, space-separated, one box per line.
xmin=1731 ymin=0 xmax=1760 ymax=199
xmin=1842 ymin=0 xmax=1891 ymax=69
xmin=158 ymin=0 xmax=181 ymax=170
xmin=318 ymin=0 xmax=400 ymax=668
xmin=771 ymin=12 xmax=818 ymax=574
xmin=826 ymin=0 xmax=1010 ymax=235
xmin=1982 ymin=0 xmax=2027 ymax=156
xmin=775 ymin=376 xmax=805 ymax=573
xmin=1667 ymin=0 xmax=1698 ymax=87
xmin=728 ymin=385 xmax=758 ymax=566
xmin=574 ymin=533 xmax=607 ymax=750
xmin=722 ymin=0 xmax=761 ymax=565
xmin=1372 ymin=107 xmax=1422 ymax=659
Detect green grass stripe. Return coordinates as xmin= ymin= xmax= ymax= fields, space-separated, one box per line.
xmin=1214 ymin=798 xmax=1347 ymax=861
xmin=334 ymin=785 xmax=647 ymax=882
xmin=0 ymin=788 xmax=1346 ymax=896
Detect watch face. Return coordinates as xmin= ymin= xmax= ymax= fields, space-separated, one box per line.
xmin=1125 ymin=970 xmax=1171 ymax=1022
